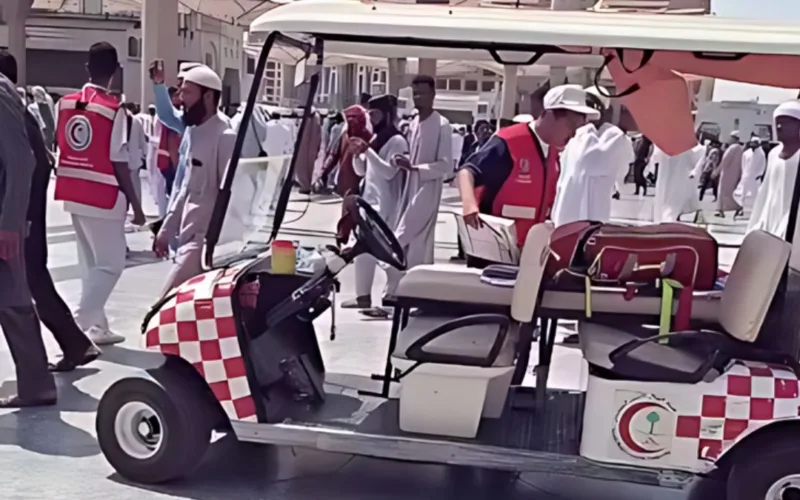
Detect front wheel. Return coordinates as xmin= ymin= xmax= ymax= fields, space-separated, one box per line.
xmin=96 ymin=376 xmax=214 ymax=484
xmin=727 ymin=436 xmax=800 ymax=500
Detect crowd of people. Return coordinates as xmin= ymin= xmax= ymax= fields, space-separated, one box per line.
xmin=0 ymin=36 xmax=799 ymax=409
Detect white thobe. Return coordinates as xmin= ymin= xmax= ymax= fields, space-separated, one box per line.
xmin=552 ymin=123 xmax=635 ymax=226
xmin=748 ymin=145 xmax=800 ymax=238
xmin=735 ymin=147 xmax=767 ymax=210
xmin=230 ymin=107 xmax=269 ymax=158
xmin=352 ymin=135 xmax=409 ymax=297
xmin=265 ymin=120 xmax=294 ymax=157
xmin=451 ymin=132 xmax=464 ymax=170
xmin=652 ymin=144 xmax=704 ymax=223
xmin=384 ymin=112 xmax=452 ymax=296
xmin=127 ymin=113 xmax=148 ymax=206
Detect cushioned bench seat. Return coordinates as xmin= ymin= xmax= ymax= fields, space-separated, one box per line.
xmin=396 ymin=263 xmax=722 ymax=322
xmin=578 ymin=321 xmax=720 ymax=382
xmin=392 ymin=316 xmax=516 ymax=366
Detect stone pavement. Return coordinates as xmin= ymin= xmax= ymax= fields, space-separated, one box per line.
xmin=0 ymin=179 xmax=736 ymax=499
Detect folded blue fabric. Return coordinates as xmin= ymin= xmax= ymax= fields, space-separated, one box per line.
xmin=482 ymin=264 xmax=519 ymax=281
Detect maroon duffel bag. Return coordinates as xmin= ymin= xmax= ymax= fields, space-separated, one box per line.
xmin=546 ymin=221 xmax=718 ymax=291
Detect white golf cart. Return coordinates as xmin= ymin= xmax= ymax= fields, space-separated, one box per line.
xmin=95 ymin=1 xmax=800 ymax=498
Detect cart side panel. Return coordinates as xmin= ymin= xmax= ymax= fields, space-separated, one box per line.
xmin=581 ymin=360 xmax=800 ymax=474
xmin=143 ymin=261 xmax=258 ymax=423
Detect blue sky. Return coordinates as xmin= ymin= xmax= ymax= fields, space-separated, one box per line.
xmin=712 ymin=0 xmax=800 ymax=20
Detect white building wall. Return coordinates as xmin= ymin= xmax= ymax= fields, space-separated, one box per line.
xmin=1 ymin=9 xmax=244 ymax=105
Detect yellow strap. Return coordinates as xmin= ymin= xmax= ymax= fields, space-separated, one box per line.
xmin=584 ymin=275 xmax=592 ymax=318
xmin=658 ymin=279 xmax=683 ymax=344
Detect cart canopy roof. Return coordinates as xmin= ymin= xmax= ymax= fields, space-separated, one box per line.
xmin=207 ymin=0 xmax=800 ymax=267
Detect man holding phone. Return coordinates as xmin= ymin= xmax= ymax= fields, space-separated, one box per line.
xmin=152 ymin=66 xmax=236 ymax=296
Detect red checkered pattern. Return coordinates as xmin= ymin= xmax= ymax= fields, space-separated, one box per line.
xmin=144 ymin=261 xmax=258 ymax=422
xmin=674 ymin=360 xmax=800 ymax=462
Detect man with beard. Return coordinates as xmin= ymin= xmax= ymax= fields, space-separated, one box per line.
xmin=341 ymin=94 xmax=408 ymax=310
xmin=153 ymin=66 xmax=235 ymax=296
xmin=149 ymin=61 xmax=206 ymax=219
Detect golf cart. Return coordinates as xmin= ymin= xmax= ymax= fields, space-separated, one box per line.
xmin=96 ymin=1 xmax=800 ymax=498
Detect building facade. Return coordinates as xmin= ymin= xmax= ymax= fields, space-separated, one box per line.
xmin=0 ymin=0 xmax=246 ymax=106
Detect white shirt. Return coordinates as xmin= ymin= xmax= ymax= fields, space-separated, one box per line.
xmin=61 ymin=83 xmax=129 ymax=220
xmin=127 ymin=112 xmax=148 ymax=170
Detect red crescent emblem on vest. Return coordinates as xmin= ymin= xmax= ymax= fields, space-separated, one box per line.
xmin=65 ymin=115 xmax=93 ymax=153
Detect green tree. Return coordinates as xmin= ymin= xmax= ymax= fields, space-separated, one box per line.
xmin=646 ymin=411 xmax=661 ymax=434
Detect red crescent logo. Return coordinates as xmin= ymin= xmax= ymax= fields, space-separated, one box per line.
xmin=613 ymin=396 xmax=675 ymax=460
xmin=65 ymin=115 xmax=92 ymax=152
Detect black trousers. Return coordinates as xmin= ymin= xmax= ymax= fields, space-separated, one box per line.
xmin=26 ymin=210 xmax=92 ymax=361
xmin=698 ymin=176 xmax=718 ymax=201
xmin=0 ymin=306 xmax=55 ymax=397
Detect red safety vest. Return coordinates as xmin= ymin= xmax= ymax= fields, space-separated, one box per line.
xmin=54 ymin=86 xmax=120 ymax=210
xmin=477 ymin=123 xmax=560 ymax=247
xmin=154 ymin=118 xmax=179 ymax=172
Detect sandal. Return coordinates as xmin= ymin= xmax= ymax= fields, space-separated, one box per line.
xmin=0 ymin=394 xmax=57 ymax=408
xmin=48 ymin=346 xmax=102 ymax=373
xmin=360 ymin=307 xmax=391 ymax=319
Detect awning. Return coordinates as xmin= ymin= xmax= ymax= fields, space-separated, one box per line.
xmin=31 ymin=0 xmax=278 ymax=25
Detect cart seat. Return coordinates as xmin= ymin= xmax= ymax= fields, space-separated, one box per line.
xmin=396 ymin=264 xmax=513 ymax=306
xmin=397 ymin=264 xmax=722 ymax=323
xmin=578 ymin=230 xmax=791 ymax=384
xmin=390 ymin=223 xmax=554 ymax=438
xmin=542 ymin=287 xmax=722 ymax=323
xmin=393 ymin=316 xmax=517 ymax=366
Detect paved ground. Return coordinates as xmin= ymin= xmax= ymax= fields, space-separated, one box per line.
xmin=0 ymin=178 xmax=744 ymax=499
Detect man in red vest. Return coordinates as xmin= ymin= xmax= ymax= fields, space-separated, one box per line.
xmin=54 ymin=42 xmax=145 ymax=345
xmin=456 ymin=85 xmax=600 ymax=266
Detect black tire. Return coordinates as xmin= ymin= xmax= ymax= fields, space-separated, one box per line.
xmin=727 ymin=436 xmax=800 ymax=500
xmin=96 ymin=375 xmax=213 ymax=484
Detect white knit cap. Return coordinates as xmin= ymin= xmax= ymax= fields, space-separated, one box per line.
xmin=178 ymin=62 xmax=202 ymax=79
xmin=182 ymin=65 xmax=222 ymax=92
xmin=774 ymin=100 xmax=800 ymax=121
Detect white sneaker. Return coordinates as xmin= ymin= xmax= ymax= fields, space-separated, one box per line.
xmin=86 ymin=326 xmax=125 ymax=346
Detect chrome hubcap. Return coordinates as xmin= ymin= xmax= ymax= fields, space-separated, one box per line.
xmin=113 ymin=401 xmax=163 ymax=460
xmin=767 ymin=475 xmax=800 ymax=500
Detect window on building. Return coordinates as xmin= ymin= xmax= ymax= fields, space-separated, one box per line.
xmin=482 ymin=69 xmax=495 ymax=77
xmin=436 ymin=79 xmax=447 ymax=90
xmin=246 ymin=57 xmax=256 ymax=75
xmin=464 ymin=80 xmax=478 ymax=92
xmin=205 ymin=53 xmax=213 ymax=67
xmin=448 ymin=79 xmax=462 ymax=91
xmin=478 ymin=104 xmax=488 ymax=114
xmin=263 ymin=60 xmax=283 ymax=105
xmin=127 ymin=36 xmax=139 ymax=59
xmin=81 ymin=0 xmax=103 ymax=15
xmin=481 ymin=80 xmax=496 ymax=92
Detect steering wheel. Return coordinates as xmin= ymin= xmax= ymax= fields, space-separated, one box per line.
xmin=353 ymin=197 xmax=407 ymax=271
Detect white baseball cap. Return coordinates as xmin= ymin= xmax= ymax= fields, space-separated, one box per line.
xmin=544 ymin=84 xmax=601 ymax=120
xmin=178 ymin=62 xmax=202 ymax=79
xmin=182 ymin=65 xmax=222 ymax=92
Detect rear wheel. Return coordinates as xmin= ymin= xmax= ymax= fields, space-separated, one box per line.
xmin=96 ymin=375 xmax=214 ymax=484
xmin=727 ymin=436 xmax=800 ymax=500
